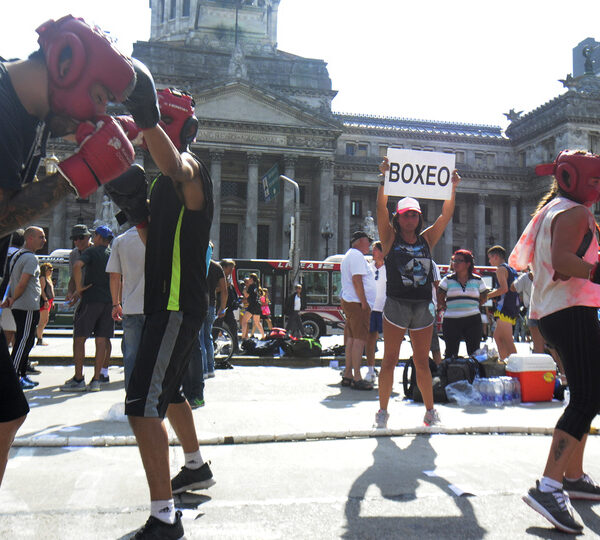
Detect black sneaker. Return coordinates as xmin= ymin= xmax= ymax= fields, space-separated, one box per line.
xmin=26 ymin=364 xmax=41 ymax=375
xmin=133 ymin=510 xmax=184 ymax=539
xmin=523 ymin=481 xmax=583 ymax=534
xmin=171 ymin=461 xmax=216 ymax=494
xmin=564 ymin=473 xmax=600 ymax=501
xmin=98 ymin=374 xmax=110 ymax=383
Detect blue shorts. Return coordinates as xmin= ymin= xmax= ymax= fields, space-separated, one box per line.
xmin=369 ymin=310 xmax=383 ymax=333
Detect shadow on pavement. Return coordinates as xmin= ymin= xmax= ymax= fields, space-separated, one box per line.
xmin=321 ymin=382 xmax=398 ymax=408
xmin=342 ymin=435 xmax=486 ymax=539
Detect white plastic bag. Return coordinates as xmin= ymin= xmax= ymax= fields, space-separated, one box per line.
xmin=445 ymin=380 xmax=481 ymax=407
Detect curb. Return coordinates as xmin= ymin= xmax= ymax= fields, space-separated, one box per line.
xmin=14 ymin=425 xmax=598 ymax=448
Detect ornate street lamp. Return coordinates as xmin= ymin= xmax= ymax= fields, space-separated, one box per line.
xmin=321 ymin=222 xmax=333 ymax=258
xmin=44 ymin=154 xmax=59 ymax=176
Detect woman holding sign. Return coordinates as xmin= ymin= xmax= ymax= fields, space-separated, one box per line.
xmin=374 ymin=157 xmax=460 ymax=429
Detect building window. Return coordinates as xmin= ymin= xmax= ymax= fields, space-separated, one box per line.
xmin=518 ymin=151 xmax=526 ymax=167
xmin=299 ymin=184 xmax=307 ymax=204
xmin=345 ymin=143 xmax=356 ymax=156
xmin=170 ymin=0 xmax=177 ymax=20
xmin=351 ymin=200 xmax=362 ymax=217
xmin=257 ymin=225 xmax=269 ymax=258
xmin=475 ymin=152 xmax=485 ymax=167
xmin=486 ymin=153 xmax=496 ymax=167
xmin=159 ymin=0 xmax=165 ymax=22
xmin=454 ymin=205 xmax=460 ymax=224
xmin=222 ymin=181 xmax=246 ymax=200
xmin=423 ymin=147 xmax=435 ymax=152
xmin=455 ymin=151 xmax=465 ymax=163
xmin=590 ymin=133 xmax=600 ymax=154
xmin=379 ymin=145 xmax=388 ymax=157
xmin=182 ymin=0 xmax=190 ymax=16
xmin=485 ymin=207 xmax=491 ymax=225
xmin=357 ymin=143 xmax=368 ymax=157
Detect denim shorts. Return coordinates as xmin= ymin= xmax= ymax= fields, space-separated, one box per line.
xmin=369 ymin=310 xmax=383 ymax=334
xmin=383 ymin=297 xmax=434 ymax=330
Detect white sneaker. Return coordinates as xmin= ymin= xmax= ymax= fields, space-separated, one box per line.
xmin=364 ymin=371 xmax=376 ymax=383
xmin=373 ymin=409 xmax=389 ymax=429
xmin=60 ymin=377 xmax=87 ymax=392
xmin=423 ymin=408 xmax=441 ymax=426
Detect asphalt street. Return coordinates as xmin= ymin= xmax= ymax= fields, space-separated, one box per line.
xmin=1 ymin=335 xmax=598 ymax=538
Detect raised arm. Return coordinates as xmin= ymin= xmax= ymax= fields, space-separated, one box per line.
xmin=377 ymin=158 xmax=395 ymax=256
xmin=422 ymin=170 xmax=461 ymax=249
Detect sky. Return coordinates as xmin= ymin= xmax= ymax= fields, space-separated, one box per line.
xmin=2 ymin=1 xmax=600 ymax=129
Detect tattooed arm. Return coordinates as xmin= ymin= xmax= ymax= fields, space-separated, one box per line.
xmin=0 ymin=175 xmax=74 ymax=237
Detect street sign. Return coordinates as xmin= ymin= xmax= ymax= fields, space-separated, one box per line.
xmin=262 ymin=163 xmax=280 ymax=202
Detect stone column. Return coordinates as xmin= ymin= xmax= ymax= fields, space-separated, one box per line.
xmin=318 ymin=158 xmax=334 ymax=260
xmin=444 ymin=212 xmax=453 ymax=263
xmin=50 ymin=199 xmax=66 ymax=253
xmin=476 ymin=194 xmax=486 ymax=264
xmin=282 ymin=155 xmax=296 ymax=258
xmin=244 ymin=153 xmax=260 ymax=259
xmin=210 ymin=150 xmax=223 ymax=259
xmin=508 ymin=196 xmax=518 ymax=253
xmin=520 ymin=199 xmax=530 ymax=237
xmin=340 ymin=185 xmax=351 ymax=253
xmin=332 ymin=186 xmax=340 ymax=256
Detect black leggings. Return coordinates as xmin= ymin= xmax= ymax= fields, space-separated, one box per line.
xmin=442 ymin=314 xmax=482 ymax=358
xmin=540 ymin=306 xmax=600 ymax=441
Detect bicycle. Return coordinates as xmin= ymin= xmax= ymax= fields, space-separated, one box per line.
xmin=212 ymin=322 xmax=234 ymax=365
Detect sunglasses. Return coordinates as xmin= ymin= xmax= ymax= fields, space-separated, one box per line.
xmin=453 ymin=258 xmax=466 ymax=263
xmin=375 ymin=268 xmax=380 ymax=280
xmin=72 ymin=235 xmax=88 ymax=241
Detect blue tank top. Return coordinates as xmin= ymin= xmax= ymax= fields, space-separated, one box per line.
xmin=385 ymin=234 xmax=433 ymax=301
xmin=494 ymin=262 xmax=519 ymax=317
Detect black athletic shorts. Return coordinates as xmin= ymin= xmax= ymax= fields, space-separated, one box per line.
xmin=73 ymin=302 xmax=114 ymax=339
xmin=0 ymin=331 xmax=29 ymax=422
xmin=125 ymin=310 xmax=204 ymax=418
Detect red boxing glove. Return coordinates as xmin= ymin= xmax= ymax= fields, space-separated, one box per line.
xmin=58 ymin=116 xmax=135 ymax=198
xmin=115 ymin=115 xmax=144 ymax=145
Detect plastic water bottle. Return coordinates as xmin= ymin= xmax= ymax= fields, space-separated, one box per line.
xmin=481 ymin=379 xmax=491 ymax=407
xmin=493 ymin=378 xmax=504 ymax=408
xmin=472 ymin=378 xmax=482 ymax=405
xmin=512 ymin=378 xmax=521 ymax=405
xmin=564 ymin=386 xmax=570 ymax=407
xmin=501 ymin=377 xmax=513 ymax=405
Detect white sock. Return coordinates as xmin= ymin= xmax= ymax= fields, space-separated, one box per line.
xmin=368 ymin=366 xmax=375 ymax=376
xmin=564 ymin=474 xmax=584 ymax=482
xmin=184 ymin=450 xmax=204 ymax=470
xmin=150 ymin=499 xmax=175 ymax=524
xmin=101 ymin=368 xmax=109 ymax=377
xmin=539 ymin=476 xmax=563 ymax=493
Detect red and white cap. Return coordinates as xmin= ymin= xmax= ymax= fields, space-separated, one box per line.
xmin=396 ymin=197 xmax=421 ymax=215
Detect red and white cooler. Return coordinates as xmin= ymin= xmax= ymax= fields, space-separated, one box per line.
xmin=506 ymin=354 xmax=557 ymax=402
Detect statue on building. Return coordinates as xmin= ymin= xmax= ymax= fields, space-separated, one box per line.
xmin=93 ymin=195 xmax=120 ymax=234
xmin=363 ymin=210 xmax=377 ymax=241
xmin=583 ymin=45 xmax=596 ymax=74
xmin=228 ymin=42 xmax=248 ymax=80
xmin=503 ymin=108 xmax=523 ymax=122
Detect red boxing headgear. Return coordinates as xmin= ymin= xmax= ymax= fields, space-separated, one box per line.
xmin=36 ymin=15 xmax=135 ymax=121
xmin=535 ymin=150 xmax=600 ymax=205
xmin=157 ymin=88 xmax=198 ymax=151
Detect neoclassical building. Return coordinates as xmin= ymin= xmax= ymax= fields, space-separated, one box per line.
xmin=42 ymin=0 xmax=600 ymax=266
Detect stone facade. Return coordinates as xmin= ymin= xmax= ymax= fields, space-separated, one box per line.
xmin=41 ymin=1 xmax=600 ymax=265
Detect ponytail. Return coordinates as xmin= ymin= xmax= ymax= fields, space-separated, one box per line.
xmin=533 ymin=179 xmax=559 ymax=216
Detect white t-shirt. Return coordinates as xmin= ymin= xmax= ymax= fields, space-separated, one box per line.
xmin=371 ymin=261 xmax=387 ymax=312
xmin=341 ymin=248 xmax=377 ymax=307
xmin=513 ymin=272 xmax=532 ymax=309
xmin=431 ymin=261 xmax=441 ymax=307
xmin=105 ymin=227 xmax=146 ymax=315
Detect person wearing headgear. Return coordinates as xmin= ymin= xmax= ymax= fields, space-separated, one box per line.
xmin=339 ymin=230 xmax=377 ymax=390
xmin=374 ymin=157 xmax=460 ymax=429
xmin=106 ymin=61 xmax=215 ymax=539
xmin=61 ymin=225 xmax=114 ymax=393
xmin=510 ymin=150 xmax=600 ymax=534
xmin=0 ymin=14 xmax=138 ymax=487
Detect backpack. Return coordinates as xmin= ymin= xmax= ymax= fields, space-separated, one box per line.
xmin=402 ymin=356 xmax=481 ymax=403
xmin=0 ymin=250 xmax=26 ymax=299
xmin=284 ymin=337 xmax=322 ymax=358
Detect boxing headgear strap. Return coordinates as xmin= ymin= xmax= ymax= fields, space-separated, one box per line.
xmin=157 ymin=88 xmax=198 ymax=152
xmin=535 ymin=150 xmax=600 ymax=205
xmin=37 ymin=15 xmax=135 ymax=121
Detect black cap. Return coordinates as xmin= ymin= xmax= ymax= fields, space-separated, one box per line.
xmin=70 ymin=224 xmax=90 ymax=239
xmin=351 ymin=230 xmax=373 ymax=244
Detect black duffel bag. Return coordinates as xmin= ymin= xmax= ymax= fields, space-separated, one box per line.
xmin=402 ymin=356 xmax=482 ymax=403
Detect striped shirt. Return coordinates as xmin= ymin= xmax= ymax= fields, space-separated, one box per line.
xmin=438 ymin=273 xmax=487 ymax=318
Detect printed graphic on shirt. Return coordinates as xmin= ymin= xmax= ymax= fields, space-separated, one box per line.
xmin=391 ymin=243 xmax=432 ymax=288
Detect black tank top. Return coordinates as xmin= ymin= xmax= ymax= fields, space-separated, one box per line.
xmin=385 ymin=233 xmax=433 ymax=301
xmin=144 ymin=154 xmax=214 ymax=317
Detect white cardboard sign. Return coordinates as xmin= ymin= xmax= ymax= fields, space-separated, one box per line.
xmin=384 ymin=149 xmax=456 ymax=200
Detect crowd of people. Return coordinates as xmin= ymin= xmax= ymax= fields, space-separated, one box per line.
xmin=0 ymin=13 xmax=599 ymax=538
